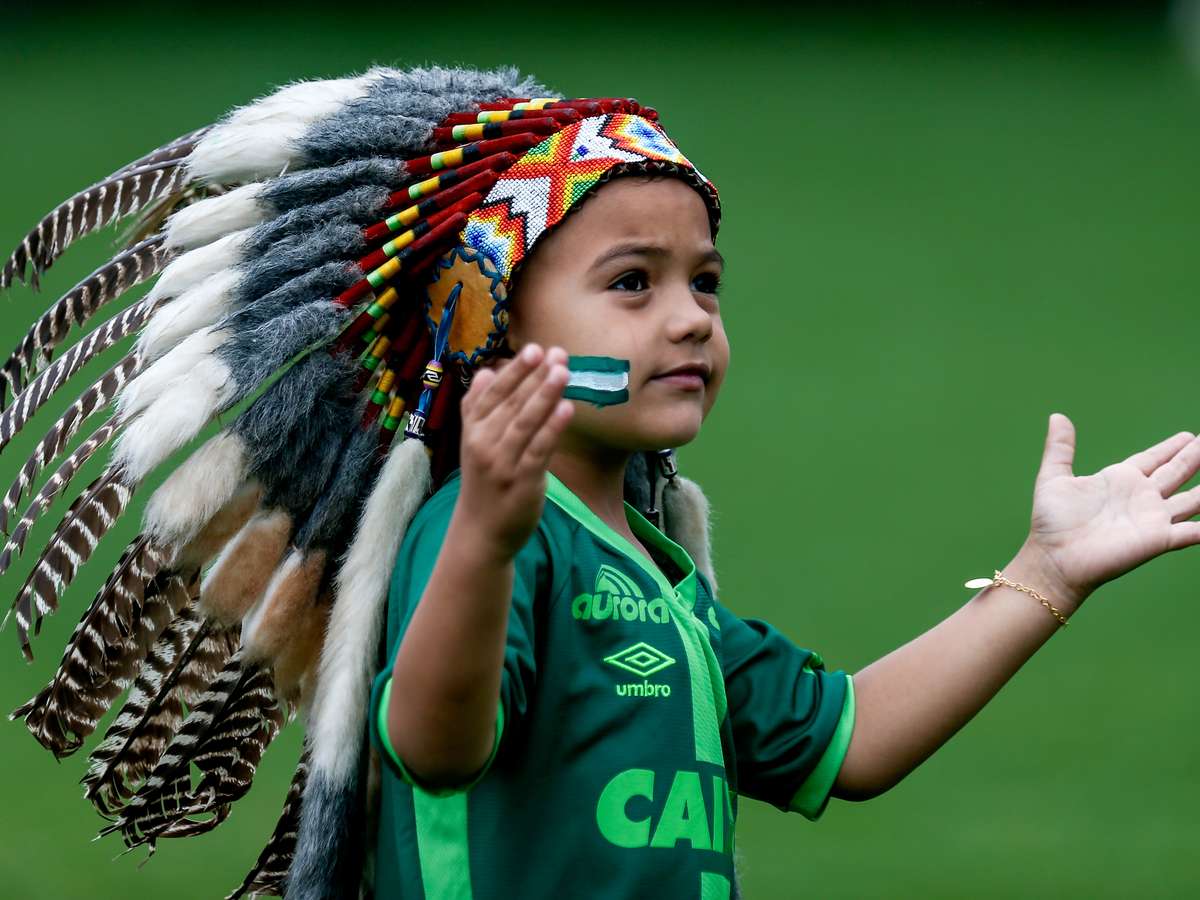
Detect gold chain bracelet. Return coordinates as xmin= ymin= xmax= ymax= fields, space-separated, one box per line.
xmin=964 ymin=570 xmax=1070 ymax=627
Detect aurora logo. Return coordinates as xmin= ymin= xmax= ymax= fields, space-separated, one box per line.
xmin=572 ymin=565 xmax=670 ymax=624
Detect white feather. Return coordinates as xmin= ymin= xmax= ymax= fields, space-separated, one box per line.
xmin=146 ymin=231 xmax=250 ymax=312
xmin=137 ymin=269 xmax=240 ymax=363
xmin=143 ymin=430 xmax=249 ymax=549
xmin=664 ymin=475 xmax=718 ymax=594
xmin=112 ymin=355 xmax=236 ymax=483
xmin=164 ymin=183 xmax=267 ymax=251
xmin=187 ymin=74 xmax=378 ymax=183
xmin=306 ymin=437 xmax=431 ymax=777
xmin=117 ymin=326 xmax=227 ymax=420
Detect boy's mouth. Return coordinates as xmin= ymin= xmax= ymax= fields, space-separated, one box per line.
xmin=650 ymin=362 xmax=710 ymax=391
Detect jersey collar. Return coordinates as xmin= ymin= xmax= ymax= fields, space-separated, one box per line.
xmin=545 ymin=471 xmax=698 ymax=610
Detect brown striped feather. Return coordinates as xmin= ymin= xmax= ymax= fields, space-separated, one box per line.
xmin=0 ymin=237 xmax=167 ymax=405
xmin=0 ymin=300 xmax=149 ymax=452
xmin=0 ymin=355 xmax=138 ymax=536
xmin=83 ymin=604 xmax=241 ymax=816
xmin=0 ymin=421 xmax=119 ymax=581
xmin=8 ymin=548 xmax=192 ymax=756
xmin=226 ymin=749 xmax=309 ymax=900
xmin=1 ymin=127 xmax=208 ymax=291
xmin=97 ymin=651 xmax=285 ymax=850
xmin=7 ymin=467 xmax=136 ymax=660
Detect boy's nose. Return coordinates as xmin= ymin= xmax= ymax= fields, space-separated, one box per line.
xmin=663 ymin=286 xmax=714 ymax=343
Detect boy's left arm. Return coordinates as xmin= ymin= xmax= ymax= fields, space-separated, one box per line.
xmin=833 ymin=416 xmax=1200 ymax=801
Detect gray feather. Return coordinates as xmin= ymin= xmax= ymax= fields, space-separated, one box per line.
xmin=242 ymin=185 xmax=390 ymax=259
xmin=233 ymin=219 xmax=365 ymax=305
xmin=233 ymin=352 xmax=359 ymax=516
xmin=260 ymin=158 xmax=408 ymax=213
xmin=298 ymin=64 xmax=546 ymax=169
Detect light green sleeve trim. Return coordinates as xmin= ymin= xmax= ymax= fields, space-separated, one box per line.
xmin=377 ymin=674 xmax=506 ymax=796
xmin=789 ymin=672 xmax=856 ymax=821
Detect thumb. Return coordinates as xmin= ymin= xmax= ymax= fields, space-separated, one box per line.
xmin=1037 ymin=412 xmax=1076 ymax=483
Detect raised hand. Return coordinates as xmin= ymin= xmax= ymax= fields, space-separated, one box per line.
xmin=455 ymin=343 xmax=574 ymax=559
xmin=1025 ymin=414 xmax=1200 ymax=605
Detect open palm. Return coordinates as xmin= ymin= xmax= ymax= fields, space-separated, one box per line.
xmin=1029 ymin=414 xmax=1200 ymax=599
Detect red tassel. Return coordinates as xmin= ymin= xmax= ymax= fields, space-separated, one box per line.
xmin=378 ymin=153 xmax=516 ymax=216
xmin=430 ymin=117 xmax=562 ymax=147
xmin=438 ymin=108 xmax=581 ymax=127
xmin=362 ymin=171 xmax=500 ymax=245
xmin=334 ymin=212 xmax=469 ymax=310
xmin=403 ymin=134 xmax=542 ymax=177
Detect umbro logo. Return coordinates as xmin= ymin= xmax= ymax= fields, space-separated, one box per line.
xmin=605 ymin=642 xmax=675 ymax=677
xmin=607 ymin=643 xmax=675 ymax=699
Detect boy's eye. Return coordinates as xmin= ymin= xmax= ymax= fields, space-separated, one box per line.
xmin=610 ymin=270 xmax=649 ymax=292
xmin=692 ymin=272 xmax=722 ymax=295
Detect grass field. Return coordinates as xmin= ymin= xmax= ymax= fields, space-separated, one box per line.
xmin=1 ymin=6 xmax=1198 ymax=898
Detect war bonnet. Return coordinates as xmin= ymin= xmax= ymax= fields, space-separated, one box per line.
xmin=0 ymin=65 xmax=721 ymax=898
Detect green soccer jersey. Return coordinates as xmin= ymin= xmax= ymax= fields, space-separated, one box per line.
xmin=367 ymin=469 xmax=856 ymax=900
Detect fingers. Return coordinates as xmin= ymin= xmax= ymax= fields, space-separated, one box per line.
xmin=460 ymin=344 xmax=572 ymax=471
xmin=1036 ymin=412 xmax=1076 ymax=484
xmin=521 ymin=400 xmax=574 ymax=469
xmin=465 ymin=343 xmax=545 ymax=421
xmin=1127 ymin=430 xmax=1195 ymax=477
xmin=498 ymin=352 xmax=569 ymax=465
xmin=1149 ymin=434 xmax=1200 ymax=498
xmin=1166 ymin=483 xmax=1200 ymax=523
xmin=460 ymin=367 xmax=496 ymax=419
xmin=1168 ymin=520 xmax=1200 ymax=551
xmin=490 ymin=346 xmax=566 ymax=431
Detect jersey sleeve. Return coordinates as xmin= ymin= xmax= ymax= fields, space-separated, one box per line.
xmin=367 ymin=483 xmax=548 ymax=795
xmin=715 ymin=602 xmax=856 ymax=821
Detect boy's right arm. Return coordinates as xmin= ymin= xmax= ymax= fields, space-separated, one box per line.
xmin=385 ymin=343 xmax=573 ymax=788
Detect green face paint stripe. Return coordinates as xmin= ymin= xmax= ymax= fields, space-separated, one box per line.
xmin=789 ymin=672 xmax=856 ymax=820
xmin=566 ymin=355 xmax=630 ymax=374
xmin=564 ymin=355 xmax=629 ymax=406
xmin=562 ymin=385 xmax=628 ymax=406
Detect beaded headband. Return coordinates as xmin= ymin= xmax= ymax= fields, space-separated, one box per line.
xmin=331 ymin=97 xmax=720 ymax=442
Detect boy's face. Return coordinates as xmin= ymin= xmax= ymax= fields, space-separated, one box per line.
xmin=506 ymin=176 xmax=728 ymax=453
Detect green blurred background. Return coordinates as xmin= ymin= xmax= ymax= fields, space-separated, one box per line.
xmin=2 ymin=3 xmax=1198 ymax=897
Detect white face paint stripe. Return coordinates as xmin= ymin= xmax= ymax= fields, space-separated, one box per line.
xmin=566 ymin=370 xmax=629 ymax=393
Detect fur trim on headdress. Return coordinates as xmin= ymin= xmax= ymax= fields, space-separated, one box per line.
xmin=663 ymin=475 xmax=719 ymax=594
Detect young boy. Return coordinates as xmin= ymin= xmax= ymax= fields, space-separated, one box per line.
xmin=3 ymin=66 xmax=1198 ymax=900
xmin=367 ymin=139 xmax=1200 ymax=897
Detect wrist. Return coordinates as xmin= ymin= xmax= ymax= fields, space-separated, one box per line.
xmin=1008 ymin=539 xmax=1088 ymax=617
xmin=445 ymin=507 xmax=522 ymax=569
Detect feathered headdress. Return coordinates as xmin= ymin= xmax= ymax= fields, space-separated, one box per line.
xmin=0 ymin=65 xmax=722 ymax=898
